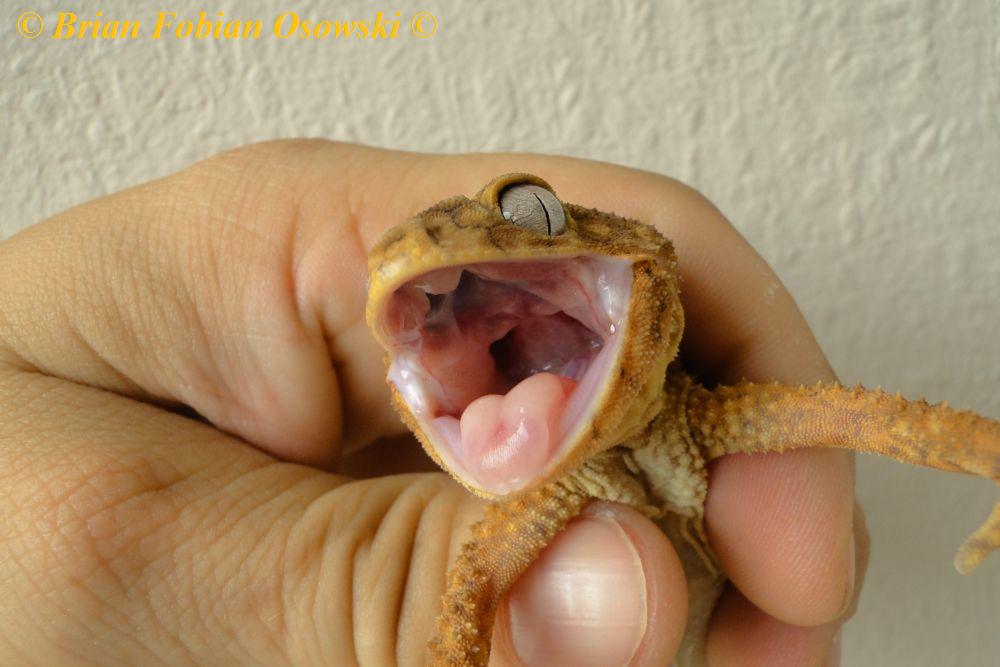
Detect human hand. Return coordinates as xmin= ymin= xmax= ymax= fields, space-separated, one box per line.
xmin=0 ymin=140 xmax=866 ymax=665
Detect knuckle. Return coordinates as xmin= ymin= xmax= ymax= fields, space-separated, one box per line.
xmin=282 ymin=474 xmax=473 ymax=665
xmin=0 ymin=444 xmax=187 ymax=659
xmin=9 ymin=447 xmax=183 ymax=596
xmin=0 ymin=423 xmax=293 ymax=662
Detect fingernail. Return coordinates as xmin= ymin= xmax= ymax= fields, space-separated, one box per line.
xmin=504 ymin=513 xmax=648 ymax=667
xmin=825 ymin=627 xmax=843 ymax=666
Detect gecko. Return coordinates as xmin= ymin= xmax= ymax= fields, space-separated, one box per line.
xmin=364 ymin=173 xmax=1000 ymax=666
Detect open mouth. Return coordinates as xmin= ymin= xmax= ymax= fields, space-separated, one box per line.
xmin=380 ymin=256 xmax=632 ymax=494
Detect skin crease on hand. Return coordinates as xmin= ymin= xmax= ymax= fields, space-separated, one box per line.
xmin=0 ymin=140 xmax=865 ymax=665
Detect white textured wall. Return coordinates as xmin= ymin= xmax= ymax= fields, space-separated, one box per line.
xmin=3 ymin=0 xmax=999 ymax=663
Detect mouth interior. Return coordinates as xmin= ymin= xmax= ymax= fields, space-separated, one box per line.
xmin=382 ymin=257 xmax=631 ymax=494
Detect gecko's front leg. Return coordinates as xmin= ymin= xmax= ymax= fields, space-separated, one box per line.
xmin=431 ymin=453 xmax=653 ymax=665
xmin=430 ymin=480 xmax=590 ymax=664
xmin=675 ymin=371 xmax=1000 ymax=573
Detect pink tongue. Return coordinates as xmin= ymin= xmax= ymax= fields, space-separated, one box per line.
xmin=458 ymin=373 xmax=576 ymax=493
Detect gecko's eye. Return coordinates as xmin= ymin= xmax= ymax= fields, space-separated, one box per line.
xmin=378 ymin=256 xmax=631 ymax=495
xmin=499 ymin=184 xmax=566 ymax=236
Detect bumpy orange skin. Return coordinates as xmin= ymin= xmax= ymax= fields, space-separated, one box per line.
xmin=687 ymin=380 xmax=1000 ymax=574
xmin=428 ymin=452 xmax=652 ymax=665
xmin=366 ymin=173 xmax=685 ymax=502
xmin=366 ymin=175 xmax=1000 ymax=667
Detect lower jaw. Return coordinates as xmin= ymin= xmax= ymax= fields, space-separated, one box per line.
xmin=424 ymin=331 xmax=623 ymax=495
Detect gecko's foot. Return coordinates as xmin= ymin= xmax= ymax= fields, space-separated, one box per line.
xmin=955 ymin=501 xmax=1000 ymax=574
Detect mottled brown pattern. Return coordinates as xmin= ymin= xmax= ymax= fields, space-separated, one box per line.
xmin=366 ymin=174 xmax=1000 ymax=666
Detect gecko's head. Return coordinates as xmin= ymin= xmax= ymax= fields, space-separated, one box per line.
xmin=366 ymin=173 xmax=684 ymax=499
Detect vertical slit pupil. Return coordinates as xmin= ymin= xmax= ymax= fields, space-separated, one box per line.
xmin=533 ymin=192 xmax=552 ymax=235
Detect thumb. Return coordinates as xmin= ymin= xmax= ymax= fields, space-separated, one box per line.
xmin=491 ymin=503 xmax=689 ymax=667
